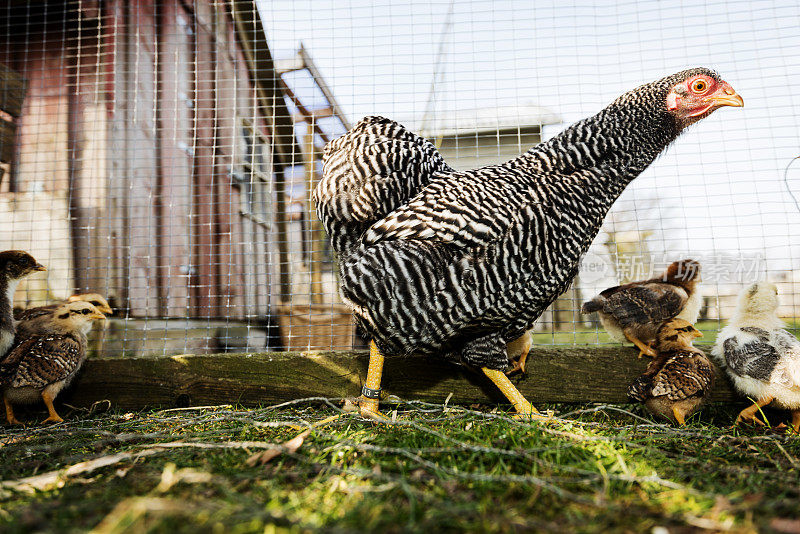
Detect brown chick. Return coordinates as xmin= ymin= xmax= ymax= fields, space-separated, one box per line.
xmin=627 ymin=318 xmax=715 ymax=426
xmin=1 ymin=301 xmax=106 ymax=424
xmin=15 ymin=293 xmax=113 ymax=339
xmin=581 ymin=259 xmax=702 ymax=358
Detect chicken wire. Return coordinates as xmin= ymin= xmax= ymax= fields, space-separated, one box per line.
xmin=0 ymin=0 xmax=798 ymax=358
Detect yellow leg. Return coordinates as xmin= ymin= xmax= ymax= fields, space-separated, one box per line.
xmin=790 ymin=409 xmax=800 ymax=434
xmin=482 ymin=368 xmax=545 ymax=419
xmin=4 ymin=393 xmax=21 ymax=425
xmin=506 ymin=332 xmax=531 ymax=375
xmin=735 ymin=396 xmax=773 ymax=427
xmin=672 ymin=405 xmax=687 ymax=426
xmin=41 ymin=390 xmax=64 ymax=424
xmin=359 ymin=341 xmax=390 ymax=421
xmin=626 ymin=333 xmax=655 ymax=359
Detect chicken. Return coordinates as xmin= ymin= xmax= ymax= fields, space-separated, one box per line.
xmin=314 ymin=68 xmax=742 ymax=419
xmin=15 ymin=292 xmax=113 ymax=339
xmin=628 ymin=318 xmax=714 ymax=425
xmin=712 ymin=282 xmax=800 ymax=432
xmin=581 ymin=259 xmax=702 ymax=358
xmin=0 ymin=251 xmax=46 ymax=359
xmin=1 ymin=301 xmax=106 ymax=424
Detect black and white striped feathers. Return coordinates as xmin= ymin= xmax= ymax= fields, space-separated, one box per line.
xmin=315 ymin=68 xmax=740 ymax=370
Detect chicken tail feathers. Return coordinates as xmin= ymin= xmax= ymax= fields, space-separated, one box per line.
xmin=314 ymin=116 xmax=452 ymax=258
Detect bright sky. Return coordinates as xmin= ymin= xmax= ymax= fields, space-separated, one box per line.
xmin=258 ymin=0 xmax=800 ymax=293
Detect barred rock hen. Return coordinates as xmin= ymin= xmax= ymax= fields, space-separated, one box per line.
xmin=628 ymin=318 xmax=714 ymax=426
xmin=581 ymin=259 xmax=702 ymax=358
xmin=712 ymin=282 xmax=800 ymax=432
xmin=314 ymin=68 xmax=742 ymax=419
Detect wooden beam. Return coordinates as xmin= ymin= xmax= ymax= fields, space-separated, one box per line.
xmin=298 ymin=44 xmax=351 ymax=130
xmin=273 ymin=53 xmax=305 ymax=75
xmin=61 ymin=347 xmax=738 ymax=410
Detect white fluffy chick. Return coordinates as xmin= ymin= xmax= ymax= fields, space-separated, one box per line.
xmin=712 ymin=282 xmax=800 ymax=432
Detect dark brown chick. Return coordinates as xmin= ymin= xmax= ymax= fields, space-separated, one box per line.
xmin=627 ymin=318 xmax=715 ymax=426
xmin=15 ymin=293 xmax=113 ymax=339
xmin=1 ymin=301 xmax=105 ymax=424
xmin=581 ymin=259 xmax=702 ymax=358
xmin=0 ymin=251 xmax=46 ymax=358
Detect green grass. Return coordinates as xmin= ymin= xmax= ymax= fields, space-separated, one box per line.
xmin=1 ymin=400 xmax=798 ymax=533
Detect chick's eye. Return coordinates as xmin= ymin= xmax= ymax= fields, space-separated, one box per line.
xmin=691 ymin=79 xmax=707 ymax=93
xmin=81 ymin=309 xmax=90 ymax=314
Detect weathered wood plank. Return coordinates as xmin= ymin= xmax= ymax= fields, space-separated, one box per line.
xmin=0 ymin=119 xmax=15 ymax=163
xmin=61 ymin=347 xmax=739 ymax=410
xmin=155 ymin=2 xmax=193 ymax=316
xmin=0 ymin=62 xmax=25 ymax=117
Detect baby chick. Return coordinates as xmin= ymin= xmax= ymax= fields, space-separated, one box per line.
xmin=582 ymin=259 xmax=702 ymax=358
xmin=628 ymin=318 xmax=714 ymax=425
xmin=15 ymin=292 xmax=113 ymax=339
xmin=712 ymin=282 xmax=800 ymax=432
xmin=1 ymin=301 xmax=105 ymax=424
xmin=0 ymin=251 xmax=46 ymax=358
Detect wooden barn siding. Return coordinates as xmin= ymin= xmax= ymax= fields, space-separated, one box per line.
xmin=230 ymin=0 xmax=296 ymax=304
xmin=211 ymin=1 xmax=246 ymax=318
xmin=0 ymin=6 xmax=75 ymax=302
xmin=106 ymin=0 xmax=131 ymax=309
xmin=231 ymin=23 xmax=275 ymax=318
xmin=69 ymin=11 xmax=113 ymax=296
xmin=1 ymin=1 xmax=280 ymax=321
xmin=187 ymin=2 xmax=215 ymax=318
xmin=118 ymin=0 xmax=162 ymax=316
xmin=156 ymin=1 xmax=194 ymax=316
xmin=159 ymin=2 xmax=194 ymax=317
xmin=104 ymin=0 xmax=277 ymax=319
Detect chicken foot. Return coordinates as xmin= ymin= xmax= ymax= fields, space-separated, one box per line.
xmin=735 ymin=395 xmax=773 ymax=427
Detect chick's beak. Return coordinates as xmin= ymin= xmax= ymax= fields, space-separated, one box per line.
xmin=710 ymin=83 xmax=744 ymax=108
xmin=34 ymin=263 xmax=47 ymax=272
xmin=90 ymin=312 xmax=106 ymax=320
xmin=692 ymin=330 xmax=703 ymax=338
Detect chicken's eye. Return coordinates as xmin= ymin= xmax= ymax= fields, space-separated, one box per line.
xmin=81 ymin=309 xmax=90 ymax=314
xmin=691 ymin=79 xmax=708 ymax=93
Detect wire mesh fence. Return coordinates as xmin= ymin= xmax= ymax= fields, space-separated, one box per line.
xmin=0 ymin=0 xmax=798 ymax=357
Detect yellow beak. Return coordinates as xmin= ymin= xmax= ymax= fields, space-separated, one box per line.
xmin=34 ymin=263 xmax=47 ymax=272
xmin=711 ymin=89 xmax=744 ymax=108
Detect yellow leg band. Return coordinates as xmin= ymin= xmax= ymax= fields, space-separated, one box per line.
xmin=359 ymin=341 xmax=385 ymax=416
xmin=482 ymin=367 xmax=538 ymax=415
